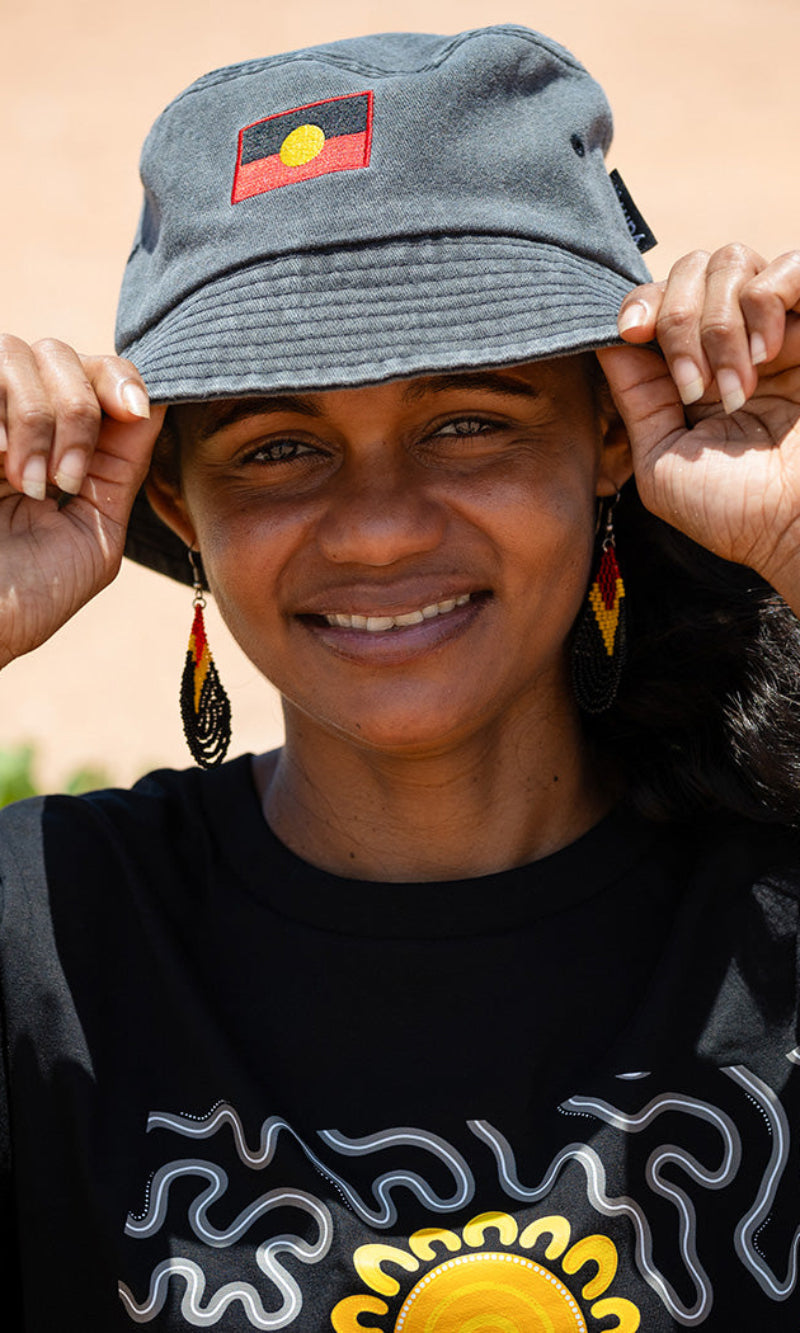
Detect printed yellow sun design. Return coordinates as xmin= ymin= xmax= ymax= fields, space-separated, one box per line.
xmin=330 ymin=1211 xmax=641 ymax=1332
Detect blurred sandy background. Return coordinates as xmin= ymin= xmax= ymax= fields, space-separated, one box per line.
xmin=2 ymin=0 xmax=798 ymax=789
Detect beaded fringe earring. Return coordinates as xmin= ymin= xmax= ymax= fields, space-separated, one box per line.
xmin=571 ymin=495 xmax=627 ymax=714
xmin=180 ymin=550 xmax=232 ymax=767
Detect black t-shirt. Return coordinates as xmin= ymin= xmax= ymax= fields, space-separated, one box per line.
xmin=0 ymin=755 xmax=798 ymax=1330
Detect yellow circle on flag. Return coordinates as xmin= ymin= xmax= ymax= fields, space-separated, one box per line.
xmin=279 ymin=123 xmax=326 ymax=166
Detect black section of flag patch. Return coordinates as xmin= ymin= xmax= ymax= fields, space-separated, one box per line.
xmin=240 ymin=94 xmax=371 ymax=164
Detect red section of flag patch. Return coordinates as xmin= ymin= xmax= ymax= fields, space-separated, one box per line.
xmin=233 ymin=132 xmax=368 ymax=201
xmin=231 ymin=91 xmax=373 ymax=203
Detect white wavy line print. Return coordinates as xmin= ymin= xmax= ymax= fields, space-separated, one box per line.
xmin=470 ymin=1092 xmax=742 ymax=1328
xmin=144 ymin=1104 xmax=474 ymax=1227
xmin=317 ymin=1126 xmax=474 ymax=1222
xmin=119 ymin=1257 xmax=292 ymax=1328
xmin=565 ymin=1088 xmax=742 ymax=1325
xmin=724 ymin=1065 xmax=800 ymax=1300
xmin=121 ymin=1185 xmax=330 ymax=1327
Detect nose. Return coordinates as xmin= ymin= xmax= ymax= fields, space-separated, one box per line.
xmin=314 ymin=455 xmax=447 ymax=566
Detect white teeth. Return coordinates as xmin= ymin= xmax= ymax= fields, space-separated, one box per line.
xmin=323 ymin=593 xmax=473 ymax=631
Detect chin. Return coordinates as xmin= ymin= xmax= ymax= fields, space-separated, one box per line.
xmin=294 ymin=687 xmax=487 ymax=756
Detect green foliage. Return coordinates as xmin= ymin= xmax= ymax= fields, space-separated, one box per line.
xmin=0 ymin=746 xmax=38 ymax=807
xmin=0 ymin=745 xmax=110 ymax=808
xmin=63 ymin=766 xmax=112 ymax=797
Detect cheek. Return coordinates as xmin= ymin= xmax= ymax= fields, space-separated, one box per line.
xmin=472 ymin=467 xmax=597 ymax=612
xmin=188 ymin=502 xmax=305 ymax=664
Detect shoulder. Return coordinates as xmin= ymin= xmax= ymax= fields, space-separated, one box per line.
xmin=668 ymin=814 xmax=800 ymax=1018
xmin=0 ymin=753 xmax=259 ymax=921
xmin=685 ymin=813 xmax=800 ymax=903
xmin=0 ymin=754 xmax=239 ymax=843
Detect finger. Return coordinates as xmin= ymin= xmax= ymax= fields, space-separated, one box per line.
xmin=652 ymin=250 xmax=715 ymax=408
xmin=75 ymin=404 xmax=166 ymax=534
xmin=699 ymin=243 xmax=766 ymax=413
xmin=30 ymin=339 xmax=102 ymax=496
xmin=752 ymin=311 xmax=800 ymax=378
xmin=739 ymin=249 xmax=800 ymax=367
xmin=616 ymin=280 xmax=667 ymax=343
xmin=596 ymin=343 xmax=686 ymax=474
xmin=79 ymin=354 xmax=151 ymax=423
xmin=0 ymin=334 xmax=57 ymax=500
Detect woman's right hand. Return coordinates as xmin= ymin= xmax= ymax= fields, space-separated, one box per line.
xmin=0 ymin=336 xmax=165 ymax=668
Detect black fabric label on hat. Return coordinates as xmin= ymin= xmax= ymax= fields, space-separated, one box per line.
xmin=609 ymin=169 xmax=657 ymax=254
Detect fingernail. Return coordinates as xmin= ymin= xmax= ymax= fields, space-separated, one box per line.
xmin=672 ymin=355 xmax=705 ymax=406
xmin=617 ymin=301 xmax=648 ymax=335
xmin=717 ymin=368 xmax=746 ymax=415
xmin=121 ymin=382 xmax=150 ymax=419
xmin=750 ymin=331 xmax=768 ymax=366
xmin=21 ymin=455 xmax=47 ymax=501
xmin=54 ymin=448 xmax=86 ymax=495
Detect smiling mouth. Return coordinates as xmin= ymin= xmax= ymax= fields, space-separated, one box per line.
xmin=308 ymin=592 xmax=480 ymax=632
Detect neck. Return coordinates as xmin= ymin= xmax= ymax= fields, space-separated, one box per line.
xmin=256 ymin=698 xmax=613 ymax=882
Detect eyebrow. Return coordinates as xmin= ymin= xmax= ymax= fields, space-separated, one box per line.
xmin=401 ymin=371 xmax=543 ymax=402
xmin=195 ymin=394 xmax=324 ymax=441
xmin=193 ymin=370 xmax=542 ymax=441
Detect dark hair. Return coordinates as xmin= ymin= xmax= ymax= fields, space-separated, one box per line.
xmin=594 ymin=481 xmax=800 ymax=826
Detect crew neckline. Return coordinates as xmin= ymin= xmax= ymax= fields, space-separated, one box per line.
xmin=197 ymin=754 xmax=658 ymax=939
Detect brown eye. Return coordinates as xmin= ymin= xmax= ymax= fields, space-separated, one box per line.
xmin=434 ymin=418 xmax=495 ymax=437
xmin=245 ymin=439 xmax=317 ymax=464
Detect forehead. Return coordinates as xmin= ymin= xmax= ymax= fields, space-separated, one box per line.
xmin=173 ymin=356 xmax=598 ymax=442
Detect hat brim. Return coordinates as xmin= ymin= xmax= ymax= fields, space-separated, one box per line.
xmin=122 ymin=232 xmax=640 ymax=583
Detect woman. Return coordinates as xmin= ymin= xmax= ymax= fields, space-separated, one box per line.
xmin=0 ymin=24 xmax=798 ymax=1332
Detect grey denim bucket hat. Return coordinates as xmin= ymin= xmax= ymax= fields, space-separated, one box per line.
xmin=118 ymin=24 xmax=655 ymax=582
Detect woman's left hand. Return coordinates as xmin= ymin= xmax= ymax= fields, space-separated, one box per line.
xmin=598 ymin=245 xmax=800 ymax=607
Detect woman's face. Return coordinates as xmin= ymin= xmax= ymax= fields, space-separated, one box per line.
xmin=150 ymin=357 xmax=631 ymax=755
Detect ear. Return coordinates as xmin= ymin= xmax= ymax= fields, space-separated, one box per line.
xmin=145 ymin=464 xmax=198 ymax=550
xmin=596 ymin=415 xmax=633 ymax=497
xmin=593 ymin=366 xmax=633 ymax=498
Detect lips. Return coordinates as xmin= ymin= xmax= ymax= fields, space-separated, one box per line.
xmin=295 ymin=588 xmax=490 ymax=662
xmin=321 ymin=592 xmax=472 ymax=632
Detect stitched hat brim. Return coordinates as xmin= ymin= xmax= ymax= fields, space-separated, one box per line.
xmin=123 ymin=232 xmax=639 ymax=583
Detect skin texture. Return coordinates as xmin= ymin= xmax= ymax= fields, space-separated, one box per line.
xmin=0 ymin=244 xmax=798 ymax=878
xmin=147 ymin=358 xmax=631 ymax=879
xmin=604 ymin=246 xmax=800 ymax=602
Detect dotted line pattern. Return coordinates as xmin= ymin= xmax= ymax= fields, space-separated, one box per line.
xmin=557 ymin=1104 xmax=595 ymax=1123
xmin=743 ymin=1091 xmax=774 ymax=1137
xmin=128 ymin=1171 xmax=156 ymax=1223
xmin=174 ymin=1100 xmax=227 ymax=1122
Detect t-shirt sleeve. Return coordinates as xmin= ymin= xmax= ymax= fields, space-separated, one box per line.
xmin=0 ymin=796 xmax=46 ymax=1323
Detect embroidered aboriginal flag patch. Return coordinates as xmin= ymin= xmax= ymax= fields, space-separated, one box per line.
xmin=231 ymin=91 xmax=373 ymax=203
